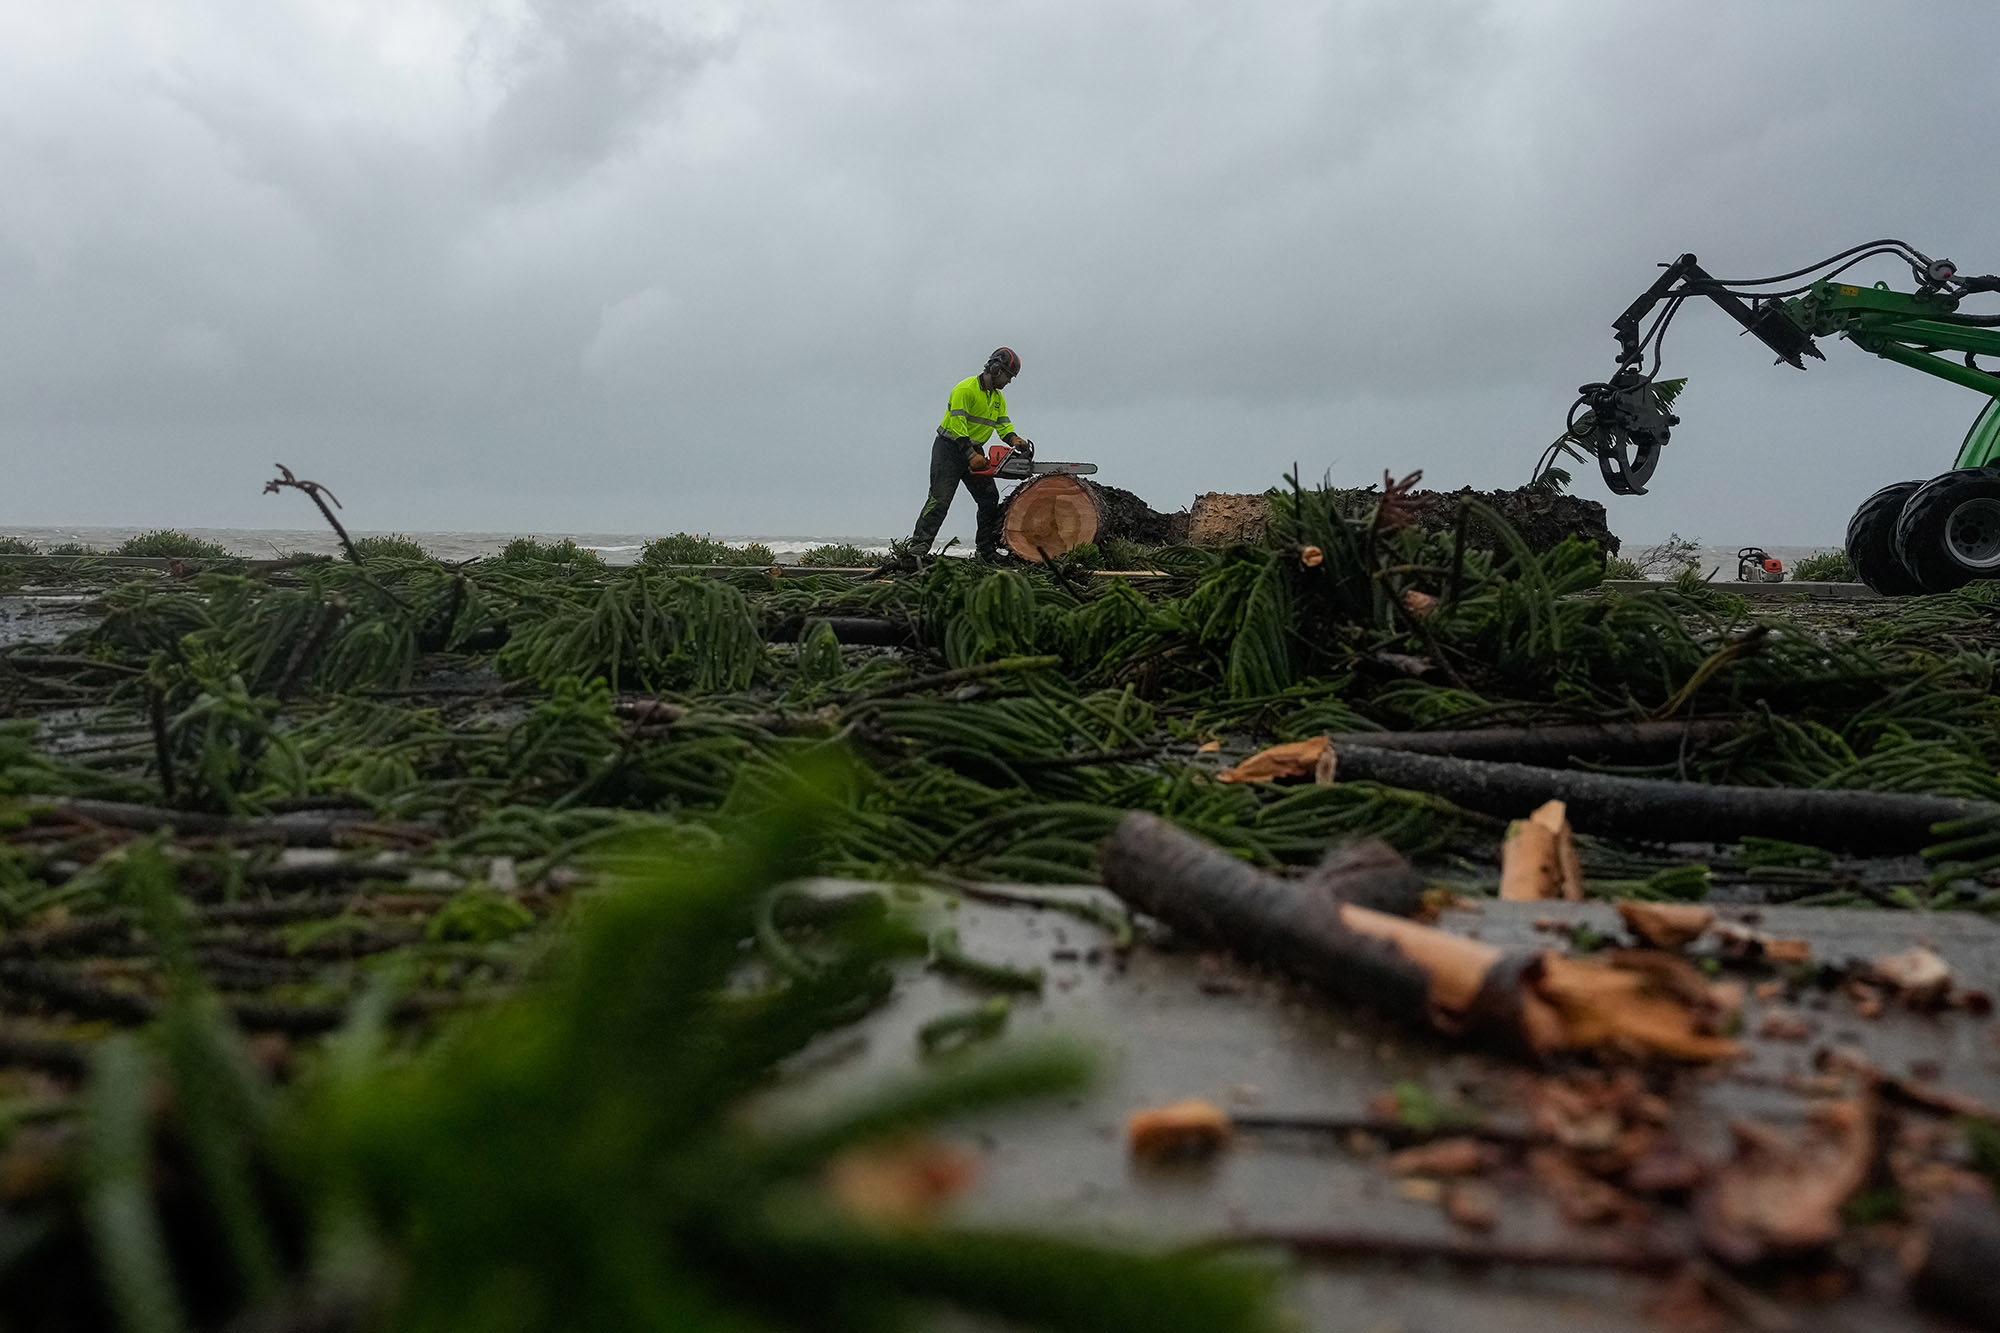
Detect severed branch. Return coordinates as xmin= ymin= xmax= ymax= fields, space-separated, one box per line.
xmin=1331 ymin=744 xmax=1987 ymax=853
xmin=1196 ymin=1228 xmax=1685 ymax=1273
xmin=19 ymin=796 xmax=427 ymax=848
xmin=1326 ymin=719 xmax=1738 ymax=765
xmin=1098 ymin=812 xmax=1737 ymax=1063
xmin=263 ymin=464 xmax=361 ymax=564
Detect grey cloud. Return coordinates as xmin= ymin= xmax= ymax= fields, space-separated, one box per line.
xmin=2 ymin=1 xmax=1998 ymax=550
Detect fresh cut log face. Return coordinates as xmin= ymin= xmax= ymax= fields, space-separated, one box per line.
xmin=1002 ymin=474 xmax=1100 ymax=561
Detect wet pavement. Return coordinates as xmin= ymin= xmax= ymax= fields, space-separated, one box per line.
xmin=770 ymin=884 xmax=2000 ymax=1331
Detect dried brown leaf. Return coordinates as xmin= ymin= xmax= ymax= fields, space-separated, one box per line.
xmin=1385 ymin=1136 xmax=1493 ymax=1178
xmin=1529 ymin=1147 xmax=1642 ymax=1227
xmin=1696 ymin=1100 xmax=1874 ymax=1265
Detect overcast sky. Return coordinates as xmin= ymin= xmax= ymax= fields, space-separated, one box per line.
xmin=4 ymin=1 xmax=1998 ymax=546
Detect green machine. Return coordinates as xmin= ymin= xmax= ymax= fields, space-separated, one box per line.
xmin=1565 ymin=240 xmax=2000 ymax=593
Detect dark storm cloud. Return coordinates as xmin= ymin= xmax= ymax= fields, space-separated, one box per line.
xmin=3 ymin=1 xmax=1997 ymax=546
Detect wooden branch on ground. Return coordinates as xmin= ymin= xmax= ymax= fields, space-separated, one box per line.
xmin=842 ymin=655 xmax=1062 ymax=706
xmin=1326 ymin=718 xmax=1738 ymax=764
xmin=1196 ymin=1229 xmax=1686 ymax=1273
xmin=1330 ymin=746 xmax=1987 ymax=852
xmin=20 ymin=797 xmax=429 ymax=848
xmin=1098 ymin=812 xmax=1737 ymax=1062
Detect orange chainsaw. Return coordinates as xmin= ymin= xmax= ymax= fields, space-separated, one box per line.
xmin=967 ymin=440 xmax=1097 ymax=480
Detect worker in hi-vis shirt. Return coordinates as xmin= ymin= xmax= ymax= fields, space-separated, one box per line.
xmin=905 ymin=347 xmax=1032 ymax=560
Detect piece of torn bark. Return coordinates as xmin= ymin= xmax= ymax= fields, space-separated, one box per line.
xmin=1214 ymin=735 xmax=1332 ymax=784
xmin=1617 ymin=901 xmax=1714 ymax=950
xmin=1384 ymin=1136 xmax=1495 ymax=1178
xmin=1695 ymin=1098 xmax=1875 ymax=1266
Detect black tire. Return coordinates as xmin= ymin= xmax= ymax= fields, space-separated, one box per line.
xmin=1844 ymin=480 xmax=1925 ymax=595
xmin=1893 ymin=467 xmax=2000 ymax=593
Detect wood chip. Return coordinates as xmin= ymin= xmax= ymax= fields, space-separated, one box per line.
xmin=1712 ymin=920 xmax=1811 ymax=964
xmin=1872 ymin=945 xmax=1953 ymax=1007
xmin=824 ymin=1137 xmax=979 ymax=1225
xmin=1127 ymin=1098 xmax=1233 ymax=1162
xmin=1529 ymin=1147 xmax=1639 ymax=1227
xmin=1617 ymin=901 xmax=1714 ymax=950
xmin=1443 ymin=1179 xmax=1500 ymax=1230
xmin=1385 ymin=1136 xmax=1492 ymax=1178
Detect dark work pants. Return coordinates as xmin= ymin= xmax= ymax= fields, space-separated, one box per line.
xmin=909 ymin=432 xmax=1001 ymax=556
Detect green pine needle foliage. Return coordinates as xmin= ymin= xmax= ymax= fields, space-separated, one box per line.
xmin=796 ymin=542 xmax=881 ymax=567
xmin=1791 ymin=548 xmax=1857 ymax=582
xmin=352 ymin=534 xmax=436 ymax=563
xmin=117 ymin=530 xmax=236 ymax=560
xmin=35 ymin=783 xmax=1278 ymax=1333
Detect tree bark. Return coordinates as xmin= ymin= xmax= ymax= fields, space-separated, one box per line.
xmin=1326 ymin=719 xmax=1737 ymax=765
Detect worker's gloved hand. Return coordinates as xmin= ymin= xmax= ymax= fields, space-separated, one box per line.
xmin=966 ymin=445 xmax=991 ymax=473
xmin=1012 ymin=437 xmax=1034 ymax=461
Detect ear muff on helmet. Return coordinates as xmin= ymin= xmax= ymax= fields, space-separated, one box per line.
xmin=986 ymin=347 xmax=1021 ymax=377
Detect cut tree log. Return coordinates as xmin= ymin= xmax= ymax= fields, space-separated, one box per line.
xmin=999 ymin=478 xmax=1188 ymax=561
xmin=1002 ymin=475 xmax=1098 ymax=561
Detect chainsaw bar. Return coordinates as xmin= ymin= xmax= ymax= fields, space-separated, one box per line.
xmin=995 ymin=458 xmax=1096 ymax=480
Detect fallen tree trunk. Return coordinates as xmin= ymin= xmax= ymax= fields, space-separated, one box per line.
xmin=1000 ymin=477 xmax=1187 ymax=561
xmin=1331 ymin=745 xmax=1987 ymax=852
xmin=1187 ymin=485 xmax=1619 ymax=557
xmin=1328 ymin=719 xmax=1737 ymax=765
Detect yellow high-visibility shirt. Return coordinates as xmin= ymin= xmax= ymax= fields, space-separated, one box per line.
xmin=936 ymin=376 xmax=1016 ymax=447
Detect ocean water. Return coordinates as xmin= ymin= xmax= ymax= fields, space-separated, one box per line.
xmin=0 ymin=526 xmax=896 ymax=565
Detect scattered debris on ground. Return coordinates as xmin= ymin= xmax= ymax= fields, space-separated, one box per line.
xmin=5 ymin=463 xmax=2000 ymax=1328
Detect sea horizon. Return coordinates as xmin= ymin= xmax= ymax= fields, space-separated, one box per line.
xmin=0 ymin=523 xmax=1846 ymax=575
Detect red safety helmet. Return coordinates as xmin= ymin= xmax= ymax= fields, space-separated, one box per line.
xmin=985 ymin=346 xmax=1021 ymax=377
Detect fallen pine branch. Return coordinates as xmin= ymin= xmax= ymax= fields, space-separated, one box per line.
xmin=20 ymin=797 xmax=430 ymax=848
xmin=841 ymin=655 xmax=1063 ymax=706
xmin=1330 ymin=746 xmax=1988 ymax=852
xmin=1327 ymin=718 xmax=1737 ymax=764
